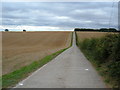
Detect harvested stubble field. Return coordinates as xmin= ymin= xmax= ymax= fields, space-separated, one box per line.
xmin=2 ymin=31 xmax=72 ymax=75
xmin=76 ymin=32 xmax=109 ymax=42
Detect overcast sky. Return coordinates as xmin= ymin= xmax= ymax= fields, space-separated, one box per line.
xmin=1 ymin=2 xmax=118 ymax=31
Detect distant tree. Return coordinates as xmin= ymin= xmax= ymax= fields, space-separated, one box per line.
xmin=100 ymin=28 xmax=109 ymax=32
xmin=23 ymin=30 xmax=26 ymax=32
xmin=74 ymin=28 xmax=99 ymax=32
xmin=109 ymin=28 xmax=117 ymax=32
xmin=74 ymin=28 xmax=81 ymax=31
xmin=5 ymin=29 xmax=9 ymax=32
xmin=100 ymin=28 xmax=117 ymax=32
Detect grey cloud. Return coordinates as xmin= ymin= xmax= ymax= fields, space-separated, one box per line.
xmin=2 ymin=2 xmax=118 ymax=29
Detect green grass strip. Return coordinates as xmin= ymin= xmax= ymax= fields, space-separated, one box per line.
xmin=70 ymin=32 xmax=73 ymax=47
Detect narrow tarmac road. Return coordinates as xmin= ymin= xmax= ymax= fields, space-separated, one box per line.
xmin=15 ymin=32 xmax=106 ymax=88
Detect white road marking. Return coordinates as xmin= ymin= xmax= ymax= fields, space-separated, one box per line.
xmin=19 ymin=83 xmax=23 ymax=86
xmin=85 ymin=69 xmax=89 ymax=70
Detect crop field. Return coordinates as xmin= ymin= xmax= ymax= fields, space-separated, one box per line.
xmin=2 ymin=31 xmax=72 ymax=75
xmin=76 ymin=32 xmax=109 ymax=42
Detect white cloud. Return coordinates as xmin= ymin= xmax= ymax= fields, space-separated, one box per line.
xmin=55 ymin=16 xmax=70 ymax=20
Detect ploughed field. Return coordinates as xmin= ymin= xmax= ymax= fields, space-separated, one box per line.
xmin=2 ymin=31 xmax=72 ymax=75
xmin=76 ymin=32 xmax=109 ymax=41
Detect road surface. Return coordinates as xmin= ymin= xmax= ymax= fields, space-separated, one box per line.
xmin=15 ymin=32 xmax=106 ymax=88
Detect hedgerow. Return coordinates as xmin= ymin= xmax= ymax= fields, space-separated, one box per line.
xmin=77 ymin=33 xmax=120 ymax=88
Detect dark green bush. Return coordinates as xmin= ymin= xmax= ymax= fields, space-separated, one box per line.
xmin=107 ymin=61 xmax=120 ymax=78
xmin=111 ymin=34 xmax=120 ymax=62
xmin=107 ymin=61 xmax=120 ymax=88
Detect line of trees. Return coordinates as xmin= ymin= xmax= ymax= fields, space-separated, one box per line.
xmin=74 ymin=28 xmax=119 ymax=32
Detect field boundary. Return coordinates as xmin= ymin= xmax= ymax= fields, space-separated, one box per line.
xmin=70 ymin=32 xmax=73 ymax=47
xmin=2 ymin=32 xmax=73 ymax=88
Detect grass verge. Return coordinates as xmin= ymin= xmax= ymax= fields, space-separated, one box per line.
xmin=70 ymin=32 xmax=73 ymax=47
